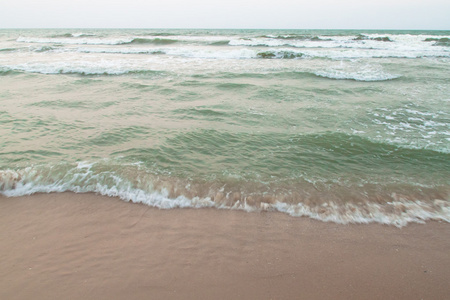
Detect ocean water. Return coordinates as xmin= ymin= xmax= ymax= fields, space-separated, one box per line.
xmin=0 ymin=28 xmax=449 ymax=227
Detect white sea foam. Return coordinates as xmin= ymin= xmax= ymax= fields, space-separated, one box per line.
xmin=314 ymin=63 xmax=400 ymax=81
xmin=0 ymin=60 xmax=144 ymax=75
xmin=16 ymin=33 xmax=450 ymax=52
xmin=1 ymin=166 xmax=449 ymax=228
xmin=367 ymin=106 xmax=450 ymax=153
xmin=77 ymin=47 xmax=165 ymax=55
xmin=76 ymin=47 xmax=257 ymax=59
xmin=16 ymin=35 xmax=233 ymax=46
xmin=17 ymin=36 xmax=134 ymax=45
xmin=143 ymin=34 xmax=235 ymax=43
xmin=14 ymin=33 xmax=450 ymax=60
xmin=165 ymin=48 xmax=256 ymax=59
xmin=227 ymin=34 xmax=450 ymax=56
xmin=70 ymin=45 xmax=450 ymax=60
xmin=0 ymin=57 xmax=402 ymax=83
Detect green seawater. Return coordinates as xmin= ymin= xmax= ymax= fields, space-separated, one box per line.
xmin=0 ymin=29 xmax=449 ymax=226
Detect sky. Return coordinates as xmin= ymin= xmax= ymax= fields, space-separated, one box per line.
xmin=1 ymin=0 xmax=449 ymax=29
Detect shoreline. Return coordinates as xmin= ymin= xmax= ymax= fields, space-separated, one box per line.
xmin=1 ymin=192 xmax=449 ymax=299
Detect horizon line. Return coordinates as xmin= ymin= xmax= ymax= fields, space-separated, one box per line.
xmin=1 ymin=27 xmax=449 ymax=31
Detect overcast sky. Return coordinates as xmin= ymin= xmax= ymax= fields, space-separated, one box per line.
xmin=1 ymin=0 xmax=449 ymax=29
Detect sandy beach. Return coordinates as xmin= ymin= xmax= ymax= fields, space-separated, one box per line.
xmin=0 ymin=192 xmax=449 ymax=299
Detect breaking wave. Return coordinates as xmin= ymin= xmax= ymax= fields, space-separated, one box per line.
xmin=424 ymin=37 xmax=450 ymax=47
xmin=0 ymin=163 xmax=448 ymax=228
xmin=353 ymin=34 xmax=392 ymax=42
xmin=0 ymin=64 xmax=165 ymax=76
xmin=32 ymin=46 xmax=55 ymax=52
xmin=256 ymin=50 xmax=303 ymax=59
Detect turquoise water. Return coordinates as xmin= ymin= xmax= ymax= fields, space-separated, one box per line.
xmin=1 ymin=29 xmax=449 ymax=226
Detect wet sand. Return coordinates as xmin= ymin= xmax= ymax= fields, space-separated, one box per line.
xmin=1 ymin=192 xmax=449 ymax=300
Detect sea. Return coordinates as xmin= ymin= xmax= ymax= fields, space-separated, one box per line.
xmin=0 ymin=29 xmax=449 ymax=227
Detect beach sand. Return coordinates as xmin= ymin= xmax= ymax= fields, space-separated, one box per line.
xmin=1 ymin=192 xmax=449 ymax=300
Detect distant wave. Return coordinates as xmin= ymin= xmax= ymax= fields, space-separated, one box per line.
xmin=0 ymin=60 xmax=401 ymax=82
xmin=210 ymin=70 xmax=403 ymax=84
xmin=229 ymin=39 xmax=300 ymax=48
xmin=209 ymin=40 xmax=230 ymax=46
xmin=122 ymin=38 xmax=179 ymax=45
xmin=17 ymin=36 xmax=179 ymax=46
xmin=424 ymin=37 xmax=450 ymax=47
xmin=353 ymin=34 xmax=392 ymax=42
xmin=0 ymin=64 xmax=165 ymax=76
xmin=256 ymin=50 xmax=303 ymax=59
xmin=260 ymin=34 xmax=332 ymax=41
xmin=17 ymin=36 xmax=129 ymax=45
xmin=50 ymin=33 xmax=96 ymax=38
xmin=76 ymin=47 xmax=295 ymax=59
xmin=0 ymin=68 xmax=19 ymax=76
xmin=77 ymin=47 xmax=166 ymax=55
xmin=72 ymin=46 xmax=449 ymax=59
xmin=0 ymin=47 xmax=18 ymax=52
xmin=32 ymin=46 xmax=55 ymax=52
xmin=143 ymin=32 xmax=176 ymax=37
xmin=14 ymin=36 xmax=450 ymax=59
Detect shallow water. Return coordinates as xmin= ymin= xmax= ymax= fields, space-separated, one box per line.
xmin=1 ymin=29 xmax=449 ymax=226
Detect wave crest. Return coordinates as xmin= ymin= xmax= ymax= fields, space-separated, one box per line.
xmin=424 ymin=37 xmax=450 ymax=47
